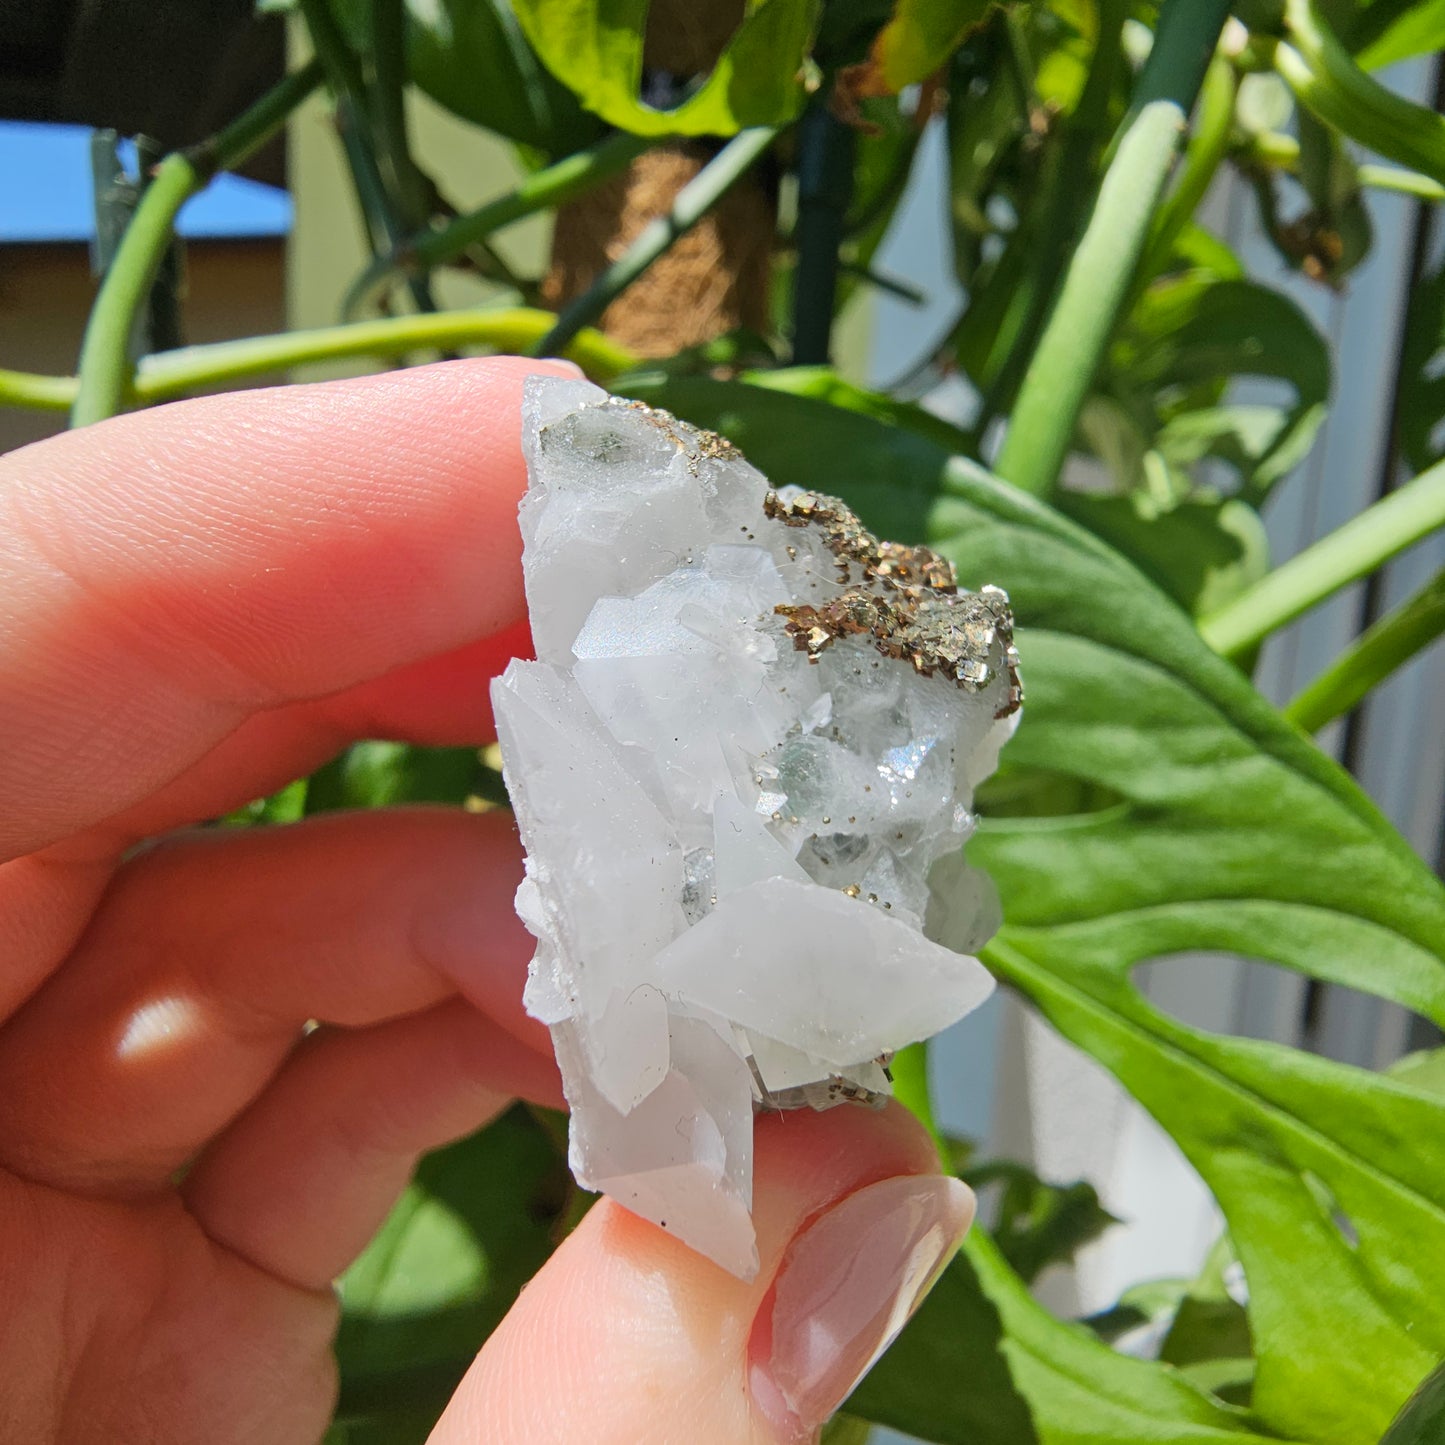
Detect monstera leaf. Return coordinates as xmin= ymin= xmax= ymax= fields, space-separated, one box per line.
xmin=621 ymin=374 xmax=1445 ymax=1445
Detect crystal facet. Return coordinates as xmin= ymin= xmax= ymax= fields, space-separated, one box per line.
xmin=492 ymin=379 xmax=1021 ymax=1277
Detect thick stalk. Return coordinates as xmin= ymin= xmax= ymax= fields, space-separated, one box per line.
xmin=1284 ymin=567 xmax=1445 ymax=733
xmin=536 ymin=126 xmax=777 ymax=357
xmin=69 ymin=62 xmax=324 ymax=427
xmin=1277 ymin=0 xmax=1445 ymax=188
xmin=1199 ymin=460 xmax=1445 ymax=660
xmin=791 ymin=103 xmax=855 ymax=366
xmin=344 ymin=131 xmax=652 ymax=316
xmin=1139 ymin=52 xmax=1236 ymax=282
xmin=993 ymin=0 xmax=1231 ymax=497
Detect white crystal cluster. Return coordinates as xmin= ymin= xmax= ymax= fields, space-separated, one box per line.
xmin=492 ymin=378 xmax=1021 ymax=1277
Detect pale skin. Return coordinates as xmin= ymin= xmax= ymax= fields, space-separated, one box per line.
xmin=0 ymin=358 xmax=970 ymax=1444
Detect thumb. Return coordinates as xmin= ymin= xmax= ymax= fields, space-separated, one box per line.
xmin=430 ymin=1102 xmax=974 ymax=1445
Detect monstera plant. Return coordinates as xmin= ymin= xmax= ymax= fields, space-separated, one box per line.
xmin=3 ymin=1 xmax=1444 ymax=1442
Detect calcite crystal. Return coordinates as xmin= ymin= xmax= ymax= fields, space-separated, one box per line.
xmin=492 ymin=378 xmax=1021 ymax=1277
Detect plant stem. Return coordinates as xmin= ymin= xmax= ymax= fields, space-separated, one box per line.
xmin=994 ymin=0 xmax=1230 ymax=496
xmin=976 ymin=0 xmax=1127 ymax=432
xmin=368 ymin=0 xmax=431 ymax=225
xmin=537 ymin=126 xmax=778 ymax=358
xmin=2 ymin=368 xmax=80 ymax=412
xmin=4 ymin=307 xmax=638 ymax=415
xmin=890 ymin=1042 xmax=945 ymax=1161
xmin=1283 ymin=567 xmax=1445 ymax=733
xmin=837 ymin=259 xmax=926 ymax=306
xmin=792 ymin=102 xmax=855 ymax=366
xmin=1276 ymin=0 xmax=1445 ymax=188
xmin=134 ymin=307 xmax=637 ymax=399
xmin=69 ymin=62 xmax=324 ymax=427
xmin=344 ymin=131 xmax=651 ymax=316
xmin=1140 ymin=51 xmax=1236 ymax=282
xmin=299 ymin=0 xmax=436 ymax=311
xmin=1198 ymin=460 xmax=1445 ymax=660
xmin=1246 ymin=132 xmax=1445 ymax=201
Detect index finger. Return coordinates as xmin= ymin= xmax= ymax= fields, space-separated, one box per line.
xmin=0 ymin=357 xmax=573 ymax=860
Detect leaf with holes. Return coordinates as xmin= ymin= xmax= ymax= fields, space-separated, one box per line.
xmin=620 ymin=374 xmax=1445 ymax=1445
xmin=509 ymin=0 xmax=818 ymax=137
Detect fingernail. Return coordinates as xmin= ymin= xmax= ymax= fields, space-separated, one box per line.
xmin=750 ymin=1174 xmax=974 ymax=1441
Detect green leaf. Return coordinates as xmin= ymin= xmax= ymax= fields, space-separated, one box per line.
xmin=329 ymin=0 xmax=600 ymax=154
xmin=221 ymin=775 xmax=309 ymax=825
xmin=1378 ymin=1356 xmax=1445 ymax=1445
xmin=334 ymin=1107 xmax=568 ymax=1436
xmin=1108 ymin=273 xmax=1331 ymax=502
xmin=852 ymin=1233 xmax=1275 ymax=1443
xmin=847 ymin=1236 xmax=1041 ymax=1443
xmin=305 ymin=741 xmax=482 ymax=812
xmin=1160 ymin=1236 xmax=1255 ymax=1407
xmin=963 ymin=1159 xmax=1118 ymax=1283
xmin=1389 ymin=1046 xmax=1445 ymax=1097
xmin=621 ymin=374 xmax=1445 ymax=1445
xmin=1054 ymin=492 xmax=1270 ymax=617
xmin=402 ymin=0 xmax=602 ymax=153
xmin=870 ymin=0 xmax=998 ymax=91
xmin=1347 ymin=0 xmax=1445 ymax=69
xmin=509 ymin=0 xmax=818 ymax=137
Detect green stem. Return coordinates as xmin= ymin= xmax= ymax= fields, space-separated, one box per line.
xmin=837 ymin=259 xmax=926 ymax=306
xmin=993 ymin=0 xmax=1230 ymax=496
xmin=5 ymin=307 xmax=638 ymax=416
xmin=538 ymin=126 xmax=777 ymax=358
xmin=1 ymin=368 xmax=80 ymax=412
xmin=890 ymin=1042 xmax=945 ymax=1162
xmin=1198 ymin=460 xmax=1445 ymax=660
xmin=134 ymin=307 xmax=636 ymax=399
xmin=344 ymin=131 xmax=650 ymax=316
xmin=1283 ymin=567 xmax=1445 ymax=733
xmin=1140 ymin=51 xmax=1237 ymax=282
xmin=299 ymin=0 xmax=436 ymax=311
xmin=368 ymin=0 xmax=431 ymax=226
xmin=792 ymin=102 xmax=855 ymax=366
xmin=975 ymin=0 xmax=1125 ymax=427
xmin=69 ymin=62 xmax=324 ymax=427
xmin=1245 ymin=132 xmax=1445 ymax=201
xmin=1276 ymin=0 xmax=1445 ymax=187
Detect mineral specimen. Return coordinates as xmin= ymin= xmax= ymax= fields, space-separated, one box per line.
xmin=492 ymin=378 xmax=1021 ymax=1278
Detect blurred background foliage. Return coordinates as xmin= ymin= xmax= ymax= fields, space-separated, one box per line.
xmin=3 ymin=0 xmax=1445 ymax=1441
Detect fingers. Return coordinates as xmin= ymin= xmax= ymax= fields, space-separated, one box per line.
xmin=182 ymin=998 xmax=561 ymax=1289
xmin=0 ymin=357 xmax=572 ymax=861
xmin=0 ymin=808 xmax=552 ymax=1194
xmin=96 ymin=620 xmax=532 ymax=845
xmin=432 ymin=1103 xmax=973 ymax=1445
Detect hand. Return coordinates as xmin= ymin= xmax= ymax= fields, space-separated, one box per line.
xmin=0 ymin=359 xmax=972 ymax=1445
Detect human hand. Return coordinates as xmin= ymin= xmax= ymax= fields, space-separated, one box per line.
xmin=0 ymin=359 xmax=973 ymax=1444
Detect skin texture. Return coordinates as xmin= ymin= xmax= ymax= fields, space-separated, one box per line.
xmin=0 ymin=359 xmax=967 ymax=1444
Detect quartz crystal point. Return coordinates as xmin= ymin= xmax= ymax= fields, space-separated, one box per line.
xmin=492 ymin=378 xmax=1022 ymax=1278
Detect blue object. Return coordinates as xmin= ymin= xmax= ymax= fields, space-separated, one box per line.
xmin=0 ymin=121 xmax=292 ymax=243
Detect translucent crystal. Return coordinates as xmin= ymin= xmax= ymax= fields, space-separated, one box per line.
xmin=493 ymin=379 xmax=1022 ymax=1277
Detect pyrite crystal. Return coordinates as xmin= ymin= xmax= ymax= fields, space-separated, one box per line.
xmin=492 ymin=379 xmax=1021 ymax=1276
